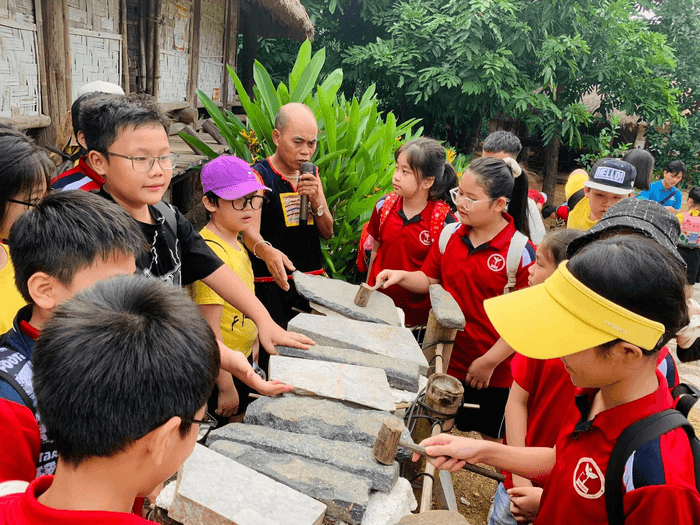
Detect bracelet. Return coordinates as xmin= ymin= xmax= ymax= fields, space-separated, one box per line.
xmin=253 ymin=240 xmax=272 ymax=259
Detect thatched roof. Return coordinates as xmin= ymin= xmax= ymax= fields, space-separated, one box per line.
xmin=251 ymin=0 xmax=315 ymax=41
xmin=581 ymin=89 xmax=643 ymax=129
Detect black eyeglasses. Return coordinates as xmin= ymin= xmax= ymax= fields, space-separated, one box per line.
xmin=232 ymin=195 xmax=267 ymax=210
xmin=185 ymin=411 xmax=218 ymax=443
xmin=107 ymin=152 xmax=179 ymax=171
xmin=6 ymin=197 xmax=40 ymax=207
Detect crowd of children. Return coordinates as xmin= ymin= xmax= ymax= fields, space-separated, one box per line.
xmin=1 ymin=89 xmax=700 ymax=524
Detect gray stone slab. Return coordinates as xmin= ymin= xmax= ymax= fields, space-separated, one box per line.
xmin=207 ymin=423 xmax=399 ymax=492
xmin=169 ymin=444 xmax=326 ymax=525
xmin=209 ymin=440 xmax=370 ymax=525
xmin=293 ymin=271 xmax=401 ymax=326
xmin=244 ymin=395 xmax=414 ymax=461
xmin=288 ymin=313 xmax=429 ymax=375
xmin=429 ymin=284 xmax=466 ymax=329
xmin=276 ymin=344 xmax=420 ymax=392
xmin=269 ymin=355 xmax=396 ymax=412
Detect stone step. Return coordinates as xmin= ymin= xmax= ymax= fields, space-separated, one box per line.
xmin=293 ymin=271 xmax=401 ymax=326
xmin=269 ymin=355 xmax=396 ymax=412
xmin=169 ymin=444 xmax=326 ymax=525
xmin=288 ymin=313 xmax=429 ymax=374
xmin=209 ymin=440 xmax=370 ymax=525
xmin=276 ymin=344 xmax=420 ymax=392
xmin=244 ymin=395 xmax=414 ymax=461
xmin=207 ymin=423 xmax=399 ymax=492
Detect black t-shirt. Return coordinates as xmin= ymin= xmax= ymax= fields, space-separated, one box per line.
xmin=251 ymin=158 xmax=323 ymax=277
xmin=98 ymin=190 xmax=223 ymax=286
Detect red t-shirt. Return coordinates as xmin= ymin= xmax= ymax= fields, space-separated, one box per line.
xmin=528 ymin=189 xmax=545 ymax=206
xmin=421 ymin=213 xmax=535 ymax=387
xmin=367 ymin=197 xmax=455 ymax=326
xmin=536 ymin=369 xmax=700 ymax=524
xmin=50 ymin=157 xmax=104 ymax=192
xmin=0 ymin=476 xmax=151 ymax=524
xmin=0 ymin=400 xmax=40 ymax=483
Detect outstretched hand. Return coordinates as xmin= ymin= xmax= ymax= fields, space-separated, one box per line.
xmin=258 ymin=320 xmax=314 ymax=356
xmin=255 ymin=378 xmax=294 ymax=397
xmin=375 ymin=269 xmax=405 ymax=289
xmin=413 ymin=433 xmax=487 ymax=473
xmin=261 ymin=246 xmax=296 ymax=290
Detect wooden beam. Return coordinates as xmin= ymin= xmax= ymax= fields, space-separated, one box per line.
xmin=187 ymin=0 xmax=202 ymax=106
xmin=32 ymin=0 xmax=50 ymax=146
xmin=139 ymin=0 xmax=147 ymax=92
xmin=152 ymin=0 xmax=162 ymax=99
xmin=0 ymin=115 xmax=52 ymax=130
xmin=221 ymin=0 xmax=235 ymax=108
xmin=121 ymin=0 xmax=130 ymax=95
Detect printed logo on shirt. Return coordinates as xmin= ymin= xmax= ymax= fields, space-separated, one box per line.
xmin=593 ymin=167 xmax=626 ymax=184
xmin=487 ymin=254 xmax=506 ymax=272
xmin=573 ymin=458 xmax=605 ymax=499
xmin=419 ymin=230 xmax=431 ymax=246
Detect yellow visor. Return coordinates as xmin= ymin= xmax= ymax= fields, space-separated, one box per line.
xmin=484 ymin=262 xmax=665 ymax=359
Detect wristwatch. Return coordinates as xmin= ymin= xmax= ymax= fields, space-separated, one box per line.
xmin=312 ymin=204 xmax=325 ymax=217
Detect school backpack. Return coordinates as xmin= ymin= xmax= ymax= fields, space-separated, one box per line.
xmin=438 ymin=222 xmax=530 ymax=294
xmin=606 ymin=383 xmax=700 ymax=525
xmin=356 ymin=193 xmax=452 ymax=273
xmin=679 ymin=211 xmax=700 ymax=248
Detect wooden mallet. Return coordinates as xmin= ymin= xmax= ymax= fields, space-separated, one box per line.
xmin=372 ymin=418 xmax=505 ymax=483
xmin=353 ymin=279 xmax=387 ymax=307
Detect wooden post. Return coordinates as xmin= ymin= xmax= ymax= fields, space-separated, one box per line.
xmin=187 ymin=0 xmax=202 ymax=106
xmin=40 ymin=0 xmax=72 ymax=146
xmin=239 ymin=5 xmax=257 ymax=98
xmin=423 ymin=311 xmax=460 ymax=377
xmin=138 ymin=0 xmax=147 ymax=92
xmin=121 ymin=0 xmax=130 ymax=95
xmin=152 ymin=0 xmax=162 ymax=100
xmin=221 ymin=0 xmax=234 ymax=108
xmin=543 ymin=133 xmax=560 ymax=206
xmin=33 ymin=0 xmax=50 ymax=146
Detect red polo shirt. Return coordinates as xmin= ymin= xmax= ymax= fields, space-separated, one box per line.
xmin=367 ymin=197 xmax=456 ymax=327
xmin=536 ymin=369 xmax=700 ymax=524
xmin=50 ymin=157 xmax=104 ymax=192
xmin=0 ymin=476 xmax=151 ymax=524
xmin=421 ymin=213 xmax=535 ymax=387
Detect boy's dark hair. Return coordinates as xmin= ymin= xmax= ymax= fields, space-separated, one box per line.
xmin=395 ymin=137 xmax=459 ymax=209
xmin=79 ymin=94 xmax=170 ymax=155
xmin=8 ymin=191 xmax=147 ymax=302
xmin=483 ymin=131 xmax=522 ymax=158
xmin=204 ymin=190 xmax=220 ymax=207
xmin=667 ymin=160 xmax=687 ymax=175
xmin=570 ymin=236 xmax=688 ymax=355
xmin=33 ymin=275 xmax=220 ymax=467
xmin=623 ymin=148 xmax=655 ymax=191
xmin=0 ymin=125 xmax=53 ymax=229
xmin=688 ymin=187 xmax=700 ymax=204
xmin=540 ymin=228 xmax=585 ymax=267
xmin=467 ymin=156 xmax=531 ymax=238
xmin=71 ymin=91 xmax=105 ymax=135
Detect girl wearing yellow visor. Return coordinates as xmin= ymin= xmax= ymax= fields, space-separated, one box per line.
xmin=417 ymin=235 xmax=700 ymax=524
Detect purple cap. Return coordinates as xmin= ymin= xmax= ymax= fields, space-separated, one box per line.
xmin=201 ymin=156 xmax=269 ymax=200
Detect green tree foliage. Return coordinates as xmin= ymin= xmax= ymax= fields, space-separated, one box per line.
xmin=182 ymin=41 xmax=421 ymax=280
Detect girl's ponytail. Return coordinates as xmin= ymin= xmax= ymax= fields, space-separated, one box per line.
xmin=502 ymin=157 xmax=530 ymax=238
xmin=430 ymin=162 xmax=459 ymax=211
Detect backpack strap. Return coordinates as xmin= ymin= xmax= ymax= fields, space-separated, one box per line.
xmin=606 ymin=409 xmax=700 ymax=525
xmin=428 ymin=201 xmax=451 ymax=245
xmin=672 ymin=383 xmax=700 ymax=418
xmin=377 ymin=192 xmax=400 ymax=241
xmin=658 ymin=187 xmax=680 ymax=207
xmin=503 ymin=231 xmax=529 ymax=294
xmin=154 ymin=200 xmax=177 ymax=234
xmin=439 ymin=222 xmax=460 ymax=254
xmin=568 ymin=188 xmax=586 ymax=211
xmin=0 ymin=344 xmax=36 ymax=412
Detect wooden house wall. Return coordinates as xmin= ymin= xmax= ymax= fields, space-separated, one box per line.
xmin=196 ymin=0 xmax=224 ymax=102
xmin=0 ymin=0 xmax=40 ymax=117
xmin=158 ymin=0 xmax=192 ymax=103
xmin=67 ymin=0 xmax=122 ymax=100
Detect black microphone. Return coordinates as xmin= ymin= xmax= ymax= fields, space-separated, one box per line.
xmin=299 ymin=162 xmax=315 ymax=222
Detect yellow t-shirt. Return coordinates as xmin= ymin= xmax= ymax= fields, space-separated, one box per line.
xmin=565 ymin=172 xmax=597 ymax=230
xmin=0 ymin=244 xmax=26 ymax=334
xmin=193 ymin=227 xmax=257 ymax=357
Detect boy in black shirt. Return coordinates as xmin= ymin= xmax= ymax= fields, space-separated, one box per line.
xmin=79 ymin=96 xmax=313 ymax=356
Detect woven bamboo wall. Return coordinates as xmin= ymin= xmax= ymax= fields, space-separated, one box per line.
xmin=0 ymin=0 xmax=40 ymax=117
xmin=158 ymin=0 xmax=192 ymax=103
xmin=196 ymin=0 xmax=225 ymax=101
xmin=68 ymin=0 xmax=122 ymax=100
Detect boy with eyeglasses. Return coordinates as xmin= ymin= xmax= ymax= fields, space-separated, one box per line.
xmin=194 ymin=155 xmax=292 ymax=423
xmin=0 ymin=275 xmax=221 ymax=523
xmin=78 ymin=95 xmax=313 ymax=359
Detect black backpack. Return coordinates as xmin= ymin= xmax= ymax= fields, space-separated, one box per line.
xmin=606 ymin=383 xmax=700 ymax=524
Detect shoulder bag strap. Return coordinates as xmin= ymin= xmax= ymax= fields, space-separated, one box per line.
xmin=503 ymin=231 xmax=529 ymax=294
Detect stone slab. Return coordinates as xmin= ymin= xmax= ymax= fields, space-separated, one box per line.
xmin=207 ymin=423 xmax=399 ymax=492
xmin=309 ymin=302 xmax=347 ymax=318
xmin=288 ymin=313 xmax=429 ymax=375
xmin=269 ymin=355 xmax=396 ymax=412
xmin=429 ymin=285 xmax=465 ymax=329
xmin=293 ymin=271 xmax=401 ymax=326
xmin=276 ymin=344 xmax=420 ymax=392
xmin=244 ymin=395 xmax=414 ymax=461
xmin=169 ymin=444 xmax=326 ymax=525
xmin=209 ymin=440 xmax=370 ymax=525
xmin=398 ymin=510 xmax=471 ymax=525
xmin=361 ymin=477 xmax=417 ymax=525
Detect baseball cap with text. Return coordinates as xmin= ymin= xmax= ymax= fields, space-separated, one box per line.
xmin=584 ymin=158 xmax=636 ymax=196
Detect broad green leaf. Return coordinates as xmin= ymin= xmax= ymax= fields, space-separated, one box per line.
xmin=178 ymin=132 xmax=220 ymax=159
xmin=291 ymin=48 xmax=326 ymax=103
xmin=254 ymin=60 xmax=281 ymax=121
xmin=289 ymin=40 xmax=312 ymax=94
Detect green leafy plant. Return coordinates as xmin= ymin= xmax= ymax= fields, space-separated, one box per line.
xmin=181 ymin=40 xmax=421 ymax=281
xmin=576 ymin=116 xmax=632 ymax=168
